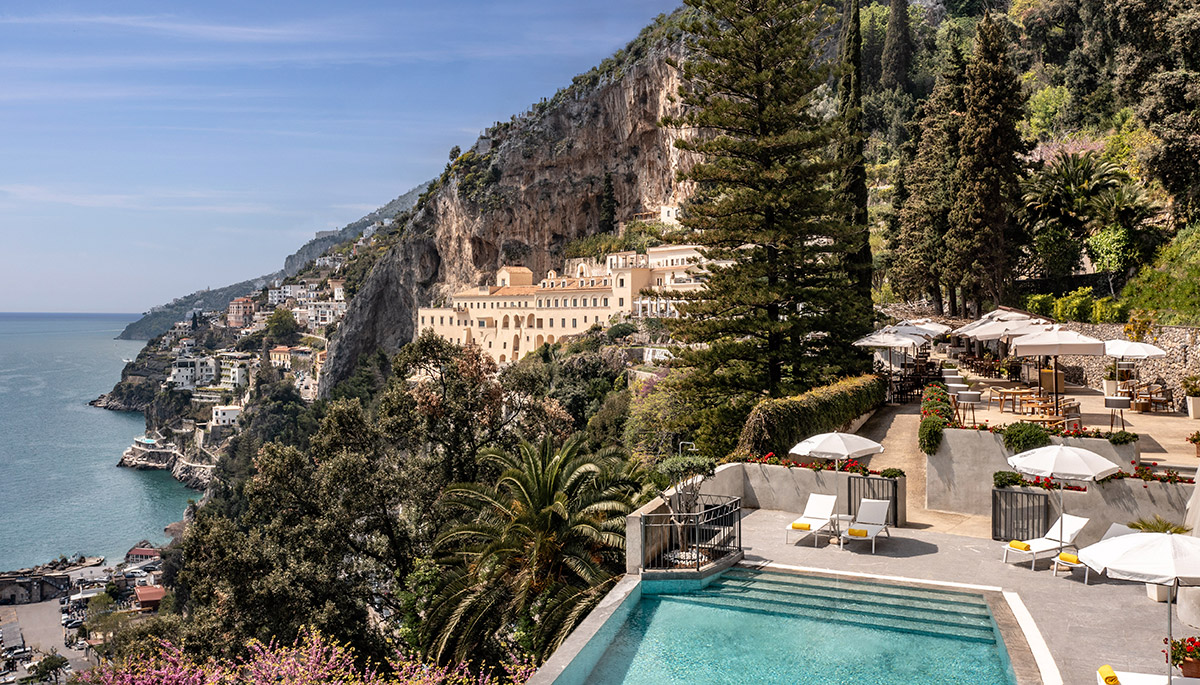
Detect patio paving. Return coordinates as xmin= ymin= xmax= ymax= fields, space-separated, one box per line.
xmin=954 ymin=375 xmax=1200 ymax=469
xmin=741 ymin=507 xmax=1186 ymax=685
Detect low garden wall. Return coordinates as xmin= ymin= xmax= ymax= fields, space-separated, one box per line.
xmin=926 ymin=428 xmax=1139 ymax=517
xmin=700 ymin=462 xmax=907 ymax=525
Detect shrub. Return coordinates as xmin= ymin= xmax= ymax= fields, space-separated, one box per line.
xmin=880 ymin=467 xmax=906 ymax=479
xmin=1002 ymin=422 xmax=1051 ymax=453
xmin=1024 ymin=293 xmax=1056 ymax=318
xmin=605 ymin=322 xmax=637 ymax=340
xmin=1092 ymin=297 xmax=1128 ymax=324
xmin=918 ymin=416 xmax=947 ymax=455
xmin=736 ymin=375 xmax=887 ymax=458
xmin=1107 ymin=430 xmax=1139 ymax=445
xmin=993 ymin=471 xmax=1026 ymax=488
xmin=1053 ymin=287 xmax=1095 ymax=323
xmin=1183 ymin=376 xmax=1200 ymax=397
xmin=1128 ymin=515 xmax=1192 ymax=534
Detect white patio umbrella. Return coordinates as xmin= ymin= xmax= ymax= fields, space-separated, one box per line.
xmin=967 ymin=318 xmax=1052 ymax=342
xmin=854 ymin=331 xmax=925 ymax=399
xmin=1010 ymin=327 xmax=1106 ymax=401
xmin=898 ymin=318 xmax=951 ymax=336
xmin=790 ymin=432 xmax=883 ymax=470
xmin=1078 ymin=533 xmax=1200 ymax=681
xmin=883 ymin=324 xmax=936 ymax=339
xmin=952 ymin=310 xmax=1033 ymax=336
xmin=1105 ymin=340 xmax=1168 ymax=360
xmin=1007 ymin=445 xmax=1119 ymax=537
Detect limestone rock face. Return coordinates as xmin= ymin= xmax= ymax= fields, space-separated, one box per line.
xmin=322 ymin=41 xmax=694 ymax=392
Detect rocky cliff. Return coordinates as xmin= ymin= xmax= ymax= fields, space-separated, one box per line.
xmin=321 ymin=26 xmax=695 ymax=392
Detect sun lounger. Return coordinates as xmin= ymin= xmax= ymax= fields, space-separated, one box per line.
xmin=1002 ymin=513 xmax=1090 ymax=570
xmin=1096 ymin=668 xmax=1200 ymax=684
xmin=839 ymin=498 xmax=892 ymax=553
xmin=785 ymin=493 xmax=838 ymax=546
xmin=1054 ymin=523 xmax=1137 ymax=583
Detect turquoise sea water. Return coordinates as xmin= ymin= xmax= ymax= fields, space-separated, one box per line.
xmin=0 ymin=313 xmax=196 ymax=570
xmin=586 ymin=570 xmax=1016 ymax=684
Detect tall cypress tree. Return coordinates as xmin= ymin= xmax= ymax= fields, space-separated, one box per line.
xmin=663 ymin=0 xmax=863 ymax=415
xmin=837 ymin=0 xmax=872 ymax=333
xmin=947 ymin=13 xmax=1029 ymax=306
xmin=598 ymin=171 xmax=618 ymax=233
xmin=894 ymin=37 xmax=966 ymax=314
xmin=862 ymin=9 xmax=884 ymax=90
xmin=879 ymin=0 xmax=913 ymax=92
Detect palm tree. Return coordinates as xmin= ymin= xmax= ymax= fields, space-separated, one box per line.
xmin=1021 ymin=151 xmax=1126 ymax=282
xmin=424 ymin=435 xmax=642 ymax=663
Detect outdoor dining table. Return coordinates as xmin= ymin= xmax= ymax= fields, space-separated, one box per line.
xmin=995 ymin=388 xmax=1034 ymax=413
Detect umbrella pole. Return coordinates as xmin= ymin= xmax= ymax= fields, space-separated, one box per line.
xmin=1168 ymin=584 xmax=1174 ymax=681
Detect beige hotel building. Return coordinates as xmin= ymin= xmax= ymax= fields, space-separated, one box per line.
xmin=417 ymin=244 xmax=710 ymax=363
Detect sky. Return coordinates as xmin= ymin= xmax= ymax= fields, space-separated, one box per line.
xmin=0 ymin=0 xmax=680 ymax=313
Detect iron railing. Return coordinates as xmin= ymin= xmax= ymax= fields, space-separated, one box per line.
xmin=848 ymin=475 xmax=899 ymax=526
xmin=641 ymin=494 xmax=741 ymax=571
xmin=992 ymin=488 xmax=1049 ymax=541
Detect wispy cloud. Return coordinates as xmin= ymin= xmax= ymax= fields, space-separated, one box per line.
xmin=0 ymin=82 xmax=278 ymax=103
xmin=0 ymin=14 xmax=340 ymax=43
xmin=0 ymin=184 xmax=296 ymax=215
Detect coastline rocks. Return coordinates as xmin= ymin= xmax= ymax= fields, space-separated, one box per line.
xmin=90 ymin=392 xmax=144 ymax=412
xmin=118 ymin=438 xmax=213 ymax=490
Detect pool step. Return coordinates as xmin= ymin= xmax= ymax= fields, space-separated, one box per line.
xmin=665 ymin=568 xmax=999 ymax=644
xmin=658 ymin=593 xmax=997 ymax=645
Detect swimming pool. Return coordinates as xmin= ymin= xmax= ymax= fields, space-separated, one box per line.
xmin=579 ymin=568 xmax=1018 ymax=684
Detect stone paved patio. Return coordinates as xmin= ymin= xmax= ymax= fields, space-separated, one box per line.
xmin=740 ymin=507 xmax=1185 ymax=685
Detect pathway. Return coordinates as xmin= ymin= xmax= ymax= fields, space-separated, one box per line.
xmin=857 ymin=402 xmax=992 ymax=538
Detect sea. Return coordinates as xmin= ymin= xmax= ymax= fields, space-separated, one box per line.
xmin=0 ymin=312 xmax=196 ymax=571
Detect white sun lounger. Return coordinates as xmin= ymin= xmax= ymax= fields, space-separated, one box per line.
xmin=839 ymin=498 xmax=892 ymax=553
xmin=785 ymin=493 xmax=837 ymax=546
xmin=1096 ymin=669 xmax=1200 ymax=684
xmin=1002 ymin=513 xmax=1090 ymax=570
xmin=1054 ymin=523 xmax=1137 ymax=583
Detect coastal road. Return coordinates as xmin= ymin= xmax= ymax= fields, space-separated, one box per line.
xmin=14 ymin=600 xmax=89 ymax=672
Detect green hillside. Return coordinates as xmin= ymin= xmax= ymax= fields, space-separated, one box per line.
xmin=1122 ymin=223 xmax=1200 ymax=325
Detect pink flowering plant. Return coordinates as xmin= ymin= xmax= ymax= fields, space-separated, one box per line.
xmin=77 ymin=629 xmax=534 ymax=685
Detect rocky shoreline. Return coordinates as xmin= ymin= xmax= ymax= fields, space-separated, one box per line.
xmin=118 ymin=437 xmax=214 ymax=490
xmin=89 ymin=392 xmax=145 ymax=412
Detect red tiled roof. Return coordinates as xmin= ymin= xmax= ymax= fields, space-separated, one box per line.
xmin=126 ymin=547 xmax=159 ymax=557
xmin=134 ymin=586 xmax=166 ymax=603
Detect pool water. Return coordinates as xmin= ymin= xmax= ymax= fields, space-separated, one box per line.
xmin=586 ymin=569 xmax=1017 ymax=684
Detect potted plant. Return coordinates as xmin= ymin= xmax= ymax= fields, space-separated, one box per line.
xmin=1189 ymin=431 xmax=1200 ymax=458
xmin=1131 ymin=516 xmax=1193 ymax=601
xmin=1103 ymin=364 xmax=1119 ymax=396
xmin=1167 ymin=636 xmax=1200 ymax=677
xmin=1185 ymin=376 xmax=1200 ymax=419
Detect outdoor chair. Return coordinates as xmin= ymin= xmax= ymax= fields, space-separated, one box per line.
xmin=1150 ymin=386 xmax=1173 ymax=412
xmin=987 ymin=387 xmax=1005 ymax=412
xmin=1002 ymin=513 xmax=1091 ymax=570
xmin=785 ymin=493 xmax=838 ymax=546
xmin=839 ymin=498 xmax=892 ymax=554
xmin=1053 ymin=523 xmax=1137 ymax=584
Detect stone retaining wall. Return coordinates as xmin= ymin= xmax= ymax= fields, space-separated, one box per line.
xmin=1051 ymin=322 xmax=1200 ymax=412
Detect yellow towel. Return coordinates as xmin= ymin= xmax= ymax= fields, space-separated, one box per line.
xmin=1097 ymin=664 xmax=1119 ymax=685
xmin=847 ymin=528 xmax=868 ymax=538
xmin=1009 ymin=540 xmax=1031 ymax=551
xmin=1059 ymin=552 xmax=1079 ymax=564
xmin=791 ymin=522 xmax=810 ymax=531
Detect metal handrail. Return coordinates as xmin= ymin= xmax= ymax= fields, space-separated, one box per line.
xmin=641 ymin=495 xmax=741 ymax=571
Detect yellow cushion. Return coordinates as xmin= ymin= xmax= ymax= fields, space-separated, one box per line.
xmin=791 ymin=522 xmax=810 ymax=531
xmin=1008 ymin=540 xmax=1031 ymax=551
xmin=1098 ymin=664 xmax=1119 ymax=685
xmin=1059 ymin=552 xmax=1079 ymax=564
xmin=847 ymin=528 xmax=868 ymax=538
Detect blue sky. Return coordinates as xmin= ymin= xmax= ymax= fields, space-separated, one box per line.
xmin=0 ymin=1 xmax=679 ymax=313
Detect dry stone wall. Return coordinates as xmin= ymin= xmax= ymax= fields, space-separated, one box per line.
xmin=1055 ymin=322 xmax=1200 ymax=411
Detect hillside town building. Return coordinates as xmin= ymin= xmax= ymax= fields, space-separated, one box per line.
xmin=417 ymin=244 xmax=711 ymax=364
xmin=226 ymin=297 xmax=256 ymax=328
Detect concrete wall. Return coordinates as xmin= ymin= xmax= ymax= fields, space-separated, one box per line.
xmin=926 ymin=428 xmax=1139 ymax=516
xmin=1000 ymin=479 xmax=1191 ymax=547
xmin=699 ymin=462 xmax=906 ymax=525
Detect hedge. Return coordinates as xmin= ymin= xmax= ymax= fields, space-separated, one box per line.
xmin=736 ymin=374 xmax=886 ymax=458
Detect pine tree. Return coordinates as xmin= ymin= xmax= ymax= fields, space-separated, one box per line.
xmin=879 ymin=0 xmax=913 ymax=92
xmin=598 ymin=171 xmax=618 ymax=233
xmin=893 ymin=37 xmax=967 ymax=313
xmin=861 ymin=8 xmax=884 ymax=90
xmin=837 ymin=0 xmax=872 ymax=331
xmin=662 ymin=0 xmax=866 ymax=412
xmin=947 ymin=13 xmax=1029 ymax=306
